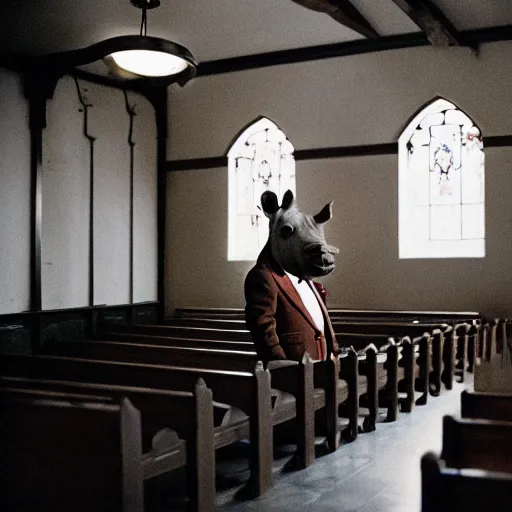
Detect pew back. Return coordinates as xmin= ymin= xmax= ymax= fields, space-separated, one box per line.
xmin=0 ymin=393 xmax=143 ymax=512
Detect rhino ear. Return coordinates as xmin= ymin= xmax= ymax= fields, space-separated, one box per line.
xmin=261 ymin=191 xmax=280 ymax=218
xmin=281 ymin=190 xmax=295 ymax=210
xmin=314 ymin=201 xmax=333 ymax=224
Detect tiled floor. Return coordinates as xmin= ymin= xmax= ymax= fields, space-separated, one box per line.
xmin=218 ymin=375 xmax=472 ymax=512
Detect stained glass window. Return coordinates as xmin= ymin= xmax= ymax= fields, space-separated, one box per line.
xmin=399 ymin=99 xmax=485 ymax=259
xmin=227 ymin=117 xmax=296 ymax=261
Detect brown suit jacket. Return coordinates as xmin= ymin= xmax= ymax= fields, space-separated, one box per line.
xmin=244 ymin=244 xmax=339 ymax=362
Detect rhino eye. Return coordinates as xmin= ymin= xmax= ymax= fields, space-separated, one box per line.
xmin=280 ymin=225 xmax=295 ymax=239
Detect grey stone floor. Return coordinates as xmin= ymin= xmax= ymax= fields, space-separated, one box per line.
xmin=217 ymin=375 xmax=472 ymax=512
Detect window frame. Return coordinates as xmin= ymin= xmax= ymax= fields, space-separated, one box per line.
xmin=398 ymin=98 xmax=485 ymax=259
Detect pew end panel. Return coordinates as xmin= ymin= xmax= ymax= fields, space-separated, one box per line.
xmin=421 ymin=451 xmax=512 ymax=512
xmin=0 ymin=394 xmax=144 ymax=512
xmin=441 ymin=415 xmax=512 ymax=474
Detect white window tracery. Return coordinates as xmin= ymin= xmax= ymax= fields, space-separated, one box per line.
xmin=228 ymin=117 xmax=296 ymax=261
xmin=399 ymin=98 xmax=485 ymax=259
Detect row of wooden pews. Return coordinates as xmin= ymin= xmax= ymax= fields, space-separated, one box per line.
xmin=421 ymin=319 xmax=512 ymax=511
xmin=0 ymin=305 xmax=495 ymax=510
xmin=422 ymin=390 xmax=512 ymax=510
xmin=101 ymin=307 xmax=483 ymax=498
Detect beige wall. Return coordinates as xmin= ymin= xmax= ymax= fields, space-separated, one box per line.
xmin=0 ymin=70 xmax=31 ymax=314
xmin=0 ymin=70 xmax=158 ymax=314
xmin=166 ymin=41 xmax=512 ymax=316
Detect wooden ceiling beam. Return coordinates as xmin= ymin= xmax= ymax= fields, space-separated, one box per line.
xmin=291 ymin=0 xmax=379 ymax=39
xmin=390 ymin=0 xmax=462 ymax=46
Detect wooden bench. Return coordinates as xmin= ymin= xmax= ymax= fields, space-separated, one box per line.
xmin=0 ymin=353 xmax=274 ymax=498
xmin=174 ymin=307 xmax=246 ymax=319
xmin=422 ymin=414 xmax=512 ymax=511
xmin=172 ymin=307 xmax=481 ymax=323
xmin=461 ymin=389 xmax=512 ymax=423
xmin=103 ymin=322 xmax=254 ymax=342
xmin=165 ymin=311 xmax=476 ymax=381
xmin=96 ymin=324 xmax=369 ymax=443
xmin=0 ymin=391 xmax=143 ymax=512
xmin=44 ymin=340 xmax=329 ymax=465
xmin=333 ymin=321 xmax=457 ymax=389
xmin=441 ymin=415 xmax=512 ymax=474
xmin=134 ymin=318 xmax=449 ymax=392
xmin=101 ymin=326 xmax=379 ymax=438
xmin=421 ymin=451 xmax=512 ymax=512
xmin=44 ymin=339 xmax=363 ymax=456
xmin=337 ymin=334 xmax=415 ymax=413
xmin=99 ymin=331 xmax=256 ymax=352
xmin=0 ymin=377 xmax=216 ymax=511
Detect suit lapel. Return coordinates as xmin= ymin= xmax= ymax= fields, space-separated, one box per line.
xmin=271 ymin=271 xmax=320 ymax=333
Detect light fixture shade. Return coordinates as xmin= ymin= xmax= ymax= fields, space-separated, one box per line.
xmin=102 ymin=35 xmax=197 ymax=83
xmin=110 ymin=49 xmax=189 ymax=77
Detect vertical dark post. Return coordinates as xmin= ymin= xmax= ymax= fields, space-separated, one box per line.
xmin=123 ymin=91 xmax=136 ymax=323
xmin=384 ymin=343 xmax=399 ymax=422
xmin=153 ymin=87 xmax=168 ymax=323
xmin=140 ymin=86 xmax=169 ymax=323
xmin=400 ymin=337 xmax=415 ymax=412
xmin=73 ymin=76 xmax=97 ymax=336
xmin=24 ymin=71 xmax=59 ymax=351
xmin=29 ymin=102 xmax=43 ymax=313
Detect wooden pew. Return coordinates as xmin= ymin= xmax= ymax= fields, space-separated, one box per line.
xmin=97 ymin=323 xmax=382 ymax=439
xmin=174 ymin=307 xmax=245 ymax=319
xmin=328 ymin=308 xmax=480 ymax=322
xmin=441 ymin=415 xmax=512 ymax=474
xmin=101 ymin=322 xmax=253 ymax=342
xmin=422 ymin=414 xmax=512 ymax=511
xmin=43 ymin=340 xmax=361 ymax=457
xmin=338 ymin=334 xmax=415 ymax=413
xmin=44 ymin=341 xmax=322 ymax=465
xmin=0 ymin=391 xmax=144 ymax=512
xmin=98 ymin=331 xmax=256 ymax=352
xmin=338 ymin=331 xmax=432 ymax=400
xmin=0 ymin=378 xmax=216 ymax=511
xmin=123 ymin=319 xmax=448 ymax=391
xmin=172 ymin=307 xmax=481 ymax=324
xmin=461 ymin=389 xmax=512 ymax=422
xmin=0 ymin=353 xmax=274 ymax=498
xmin=164 ymin=312 xmax=476 ymax=380
xmin=421 ymin=451 xmax=512 ymax=512
xmin=333 ymin=322 xmax=456 ymax=389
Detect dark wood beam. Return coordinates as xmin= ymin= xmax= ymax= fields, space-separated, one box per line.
xmin=166 ymin=135 xmax=512 ymax=172
xmin=390 ymin=0 xmax=462 ymax=46
xmin=291 ymin=0 xmax=379 ymax=39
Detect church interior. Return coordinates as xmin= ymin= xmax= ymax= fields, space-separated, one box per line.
xmin=1 ymin=1 xmax=512 ymax=510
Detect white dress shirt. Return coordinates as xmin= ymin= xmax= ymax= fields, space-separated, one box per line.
xmin=284 ymin=271 xmax=325 ymax=334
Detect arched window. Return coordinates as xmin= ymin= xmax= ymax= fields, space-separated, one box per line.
xmin=227 ymin=117 xmax=295 ymax=261
xmin=398 ymin=98 xmax=485 ymax=259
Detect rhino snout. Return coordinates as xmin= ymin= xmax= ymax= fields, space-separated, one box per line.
xmin=306 ymin=244 xmax=336 ymax=268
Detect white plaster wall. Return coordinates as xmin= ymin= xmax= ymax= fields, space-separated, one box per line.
xmin=168 ymin=41 xmax=512 ymax=159
xmin=165 ymin=41 xmax=512 ymax=317
xmin=2 ymin=70 xmax=158 ymax=314
xmin=0 ymin=70 xmax=31 ymax=314
xmin=131 ymin=91 xmax=158 ymax=303
xmin=88 ymin=83 xmax=131 ymax=306
xmin=42 ymin=76 xmax=90 ymax=309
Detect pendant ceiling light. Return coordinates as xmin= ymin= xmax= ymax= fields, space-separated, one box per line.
xmin=103 ymin=0 xmax=196 ymax=82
